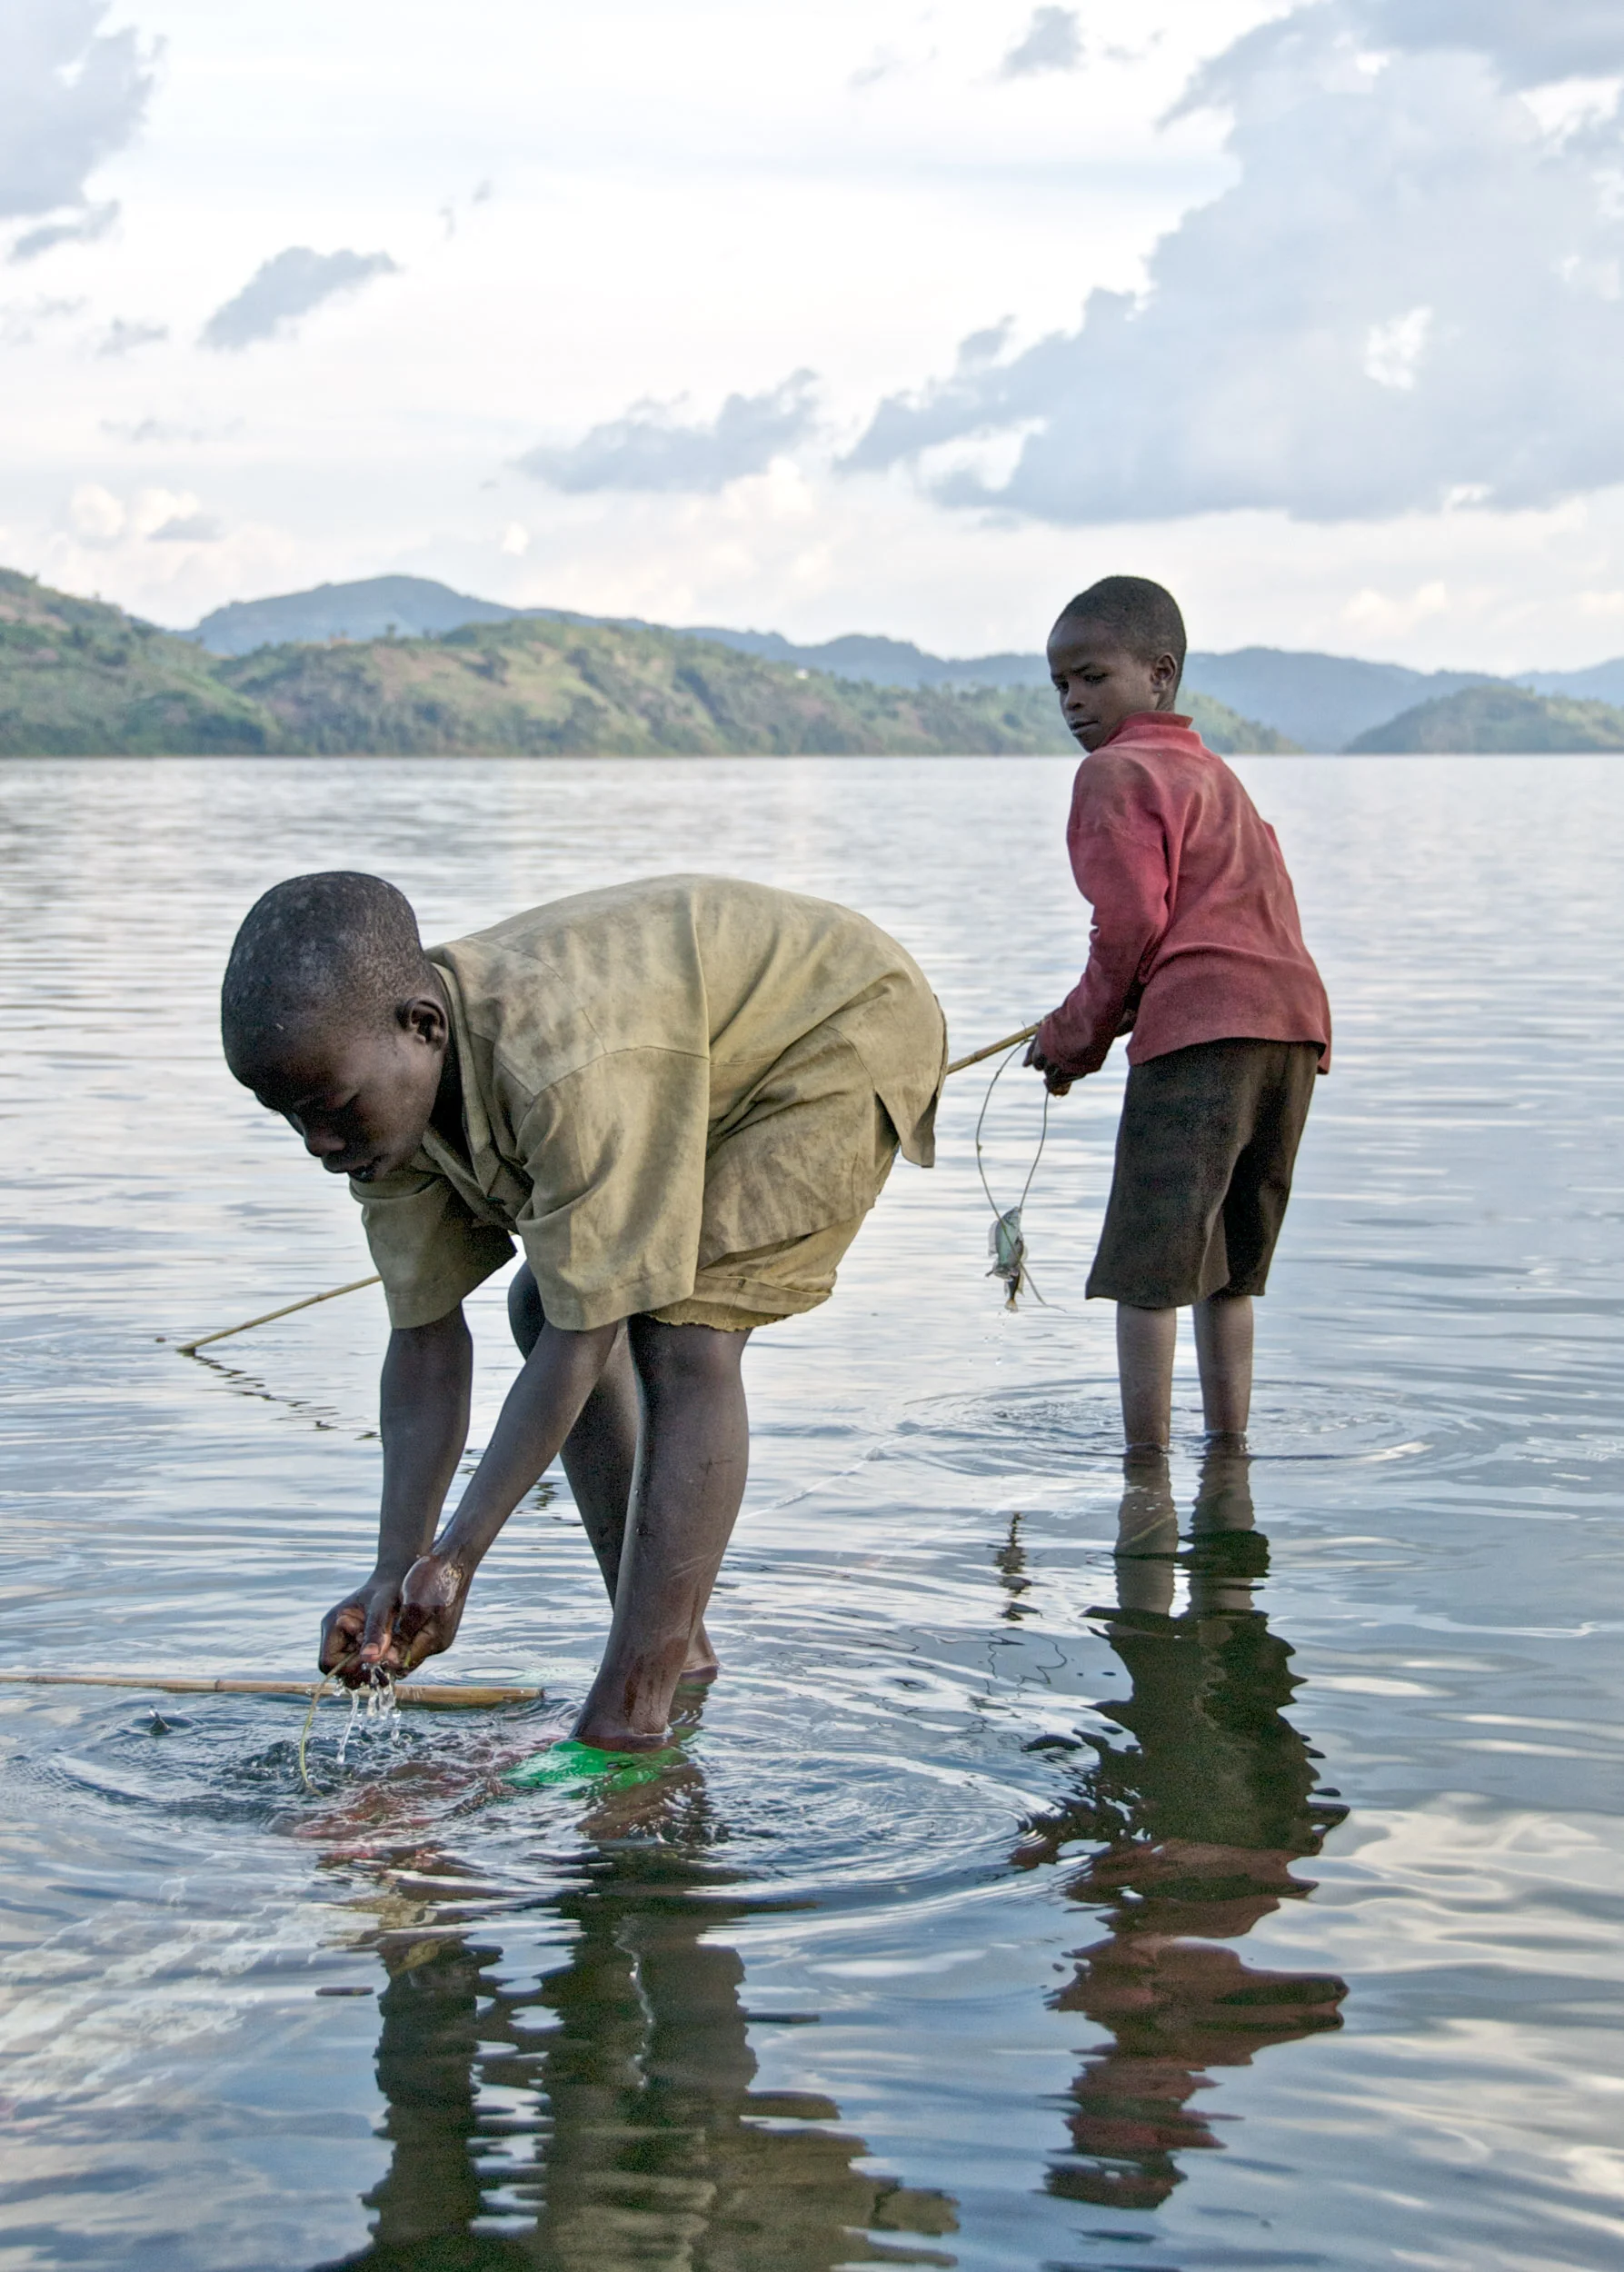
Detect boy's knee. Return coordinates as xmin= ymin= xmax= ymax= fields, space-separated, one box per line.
xmin=629 ymin=1314 xmax=748 ymax=1389
xmin=508 ymin=1263 xmax=545 ymax=1358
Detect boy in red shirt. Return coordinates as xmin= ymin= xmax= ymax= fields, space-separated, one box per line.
xmin=1027 ymin=576 xmax=1330 ymax=1452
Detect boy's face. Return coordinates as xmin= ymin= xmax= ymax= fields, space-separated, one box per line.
xmin=1048 ymin=615 xmax=1181 ymax=752
xmin=242 ymin=994 xmax=449 ymax=1184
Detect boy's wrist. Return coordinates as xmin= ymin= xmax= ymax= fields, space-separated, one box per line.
xmin=370 ymin=1542 xmax=430 ymax=1587
xmin=430 ymin=1496 xmax=500 ymax=1573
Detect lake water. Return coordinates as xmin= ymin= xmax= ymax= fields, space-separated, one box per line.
xmin=3 ymin=753 xmax=1623 ymax=2272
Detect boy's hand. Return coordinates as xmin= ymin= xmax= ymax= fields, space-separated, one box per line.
xmin=393 ymin=1550 xmax=473 ymax=1669
xmin=1025 ymin=1032 xmax=1077 ymax=1098
xmin=319 ymin=1574 xmax=407 ymax=1683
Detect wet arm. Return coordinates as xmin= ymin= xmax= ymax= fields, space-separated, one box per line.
xmin=373 ymin=1309 xmax=474 ymax=1583
xmin=429 ymin=1320 xmax=620 ymax=1574
xmin=1039 ymin=762 xmax=1171 ymax=1077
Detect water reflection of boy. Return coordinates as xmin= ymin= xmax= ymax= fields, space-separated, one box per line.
xmin=220 ymin=872 xmax=944 ymax=1754
xmin=1015 ymin=1450 xmax=1348 ymax=2210
xmin=1024 ymin=576 xmax=1330 ymax=1453
xmin=324 ymin=1835 xmax=959 ymax=2270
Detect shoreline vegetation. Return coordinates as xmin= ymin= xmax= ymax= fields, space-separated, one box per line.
xmin=5 ymin=567 xmax=1624 ymax=756
xmin=0 ymin=568 xmax=1292 ymax=758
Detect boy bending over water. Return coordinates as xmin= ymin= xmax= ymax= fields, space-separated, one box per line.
xmin=1026 ymin=578 xmax=1330 ymax=1452
xmin=222 ymin=872 xmax=945 ymax=1750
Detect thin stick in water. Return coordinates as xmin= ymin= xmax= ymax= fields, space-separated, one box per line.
xmin=174 ymin=1274 xmax=383 ymax=1356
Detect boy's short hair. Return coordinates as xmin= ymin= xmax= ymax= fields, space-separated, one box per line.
xmin=1055 ymin=576 xmax=1187 ymax=687
xmin=222 ymin=870 xmax=433 ymax=1073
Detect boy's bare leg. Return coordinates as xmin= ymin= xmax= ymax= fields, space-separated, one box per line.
xmin=1193 ymin=1293 xmax=1253 ymax=1441
xmin=508 ymin=1270 xmax=718 ymax=1678
xmin=572 ymin=1318 xmax=750 ymax=1750
xmin=1116 ymin=1303 xmax=1177 ymax=1451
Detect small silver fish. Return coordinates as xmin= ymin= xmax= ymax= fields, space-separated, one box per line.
xmin=987 ymin=1207 xmax=1029 ymax=1310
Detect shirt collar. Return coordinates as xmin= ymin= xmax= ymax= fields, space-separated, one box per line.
xmin=1097 ymin=710 xmax=1199 ymax=752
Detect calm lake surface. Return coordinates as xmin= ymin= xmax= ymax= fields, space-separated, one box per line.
xmin=3 ymin=753 xmax=1623 ymax=2272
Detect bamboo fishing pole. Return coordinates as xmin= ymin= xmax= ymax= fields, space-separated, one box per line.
xmin=0 ymin=1669 xmax=541 ymax=1709
xmin=172 ymin=1021 xmax=1042 ymax=1358
xmin=945 ymin=1023 xmax=1040 ymax=1077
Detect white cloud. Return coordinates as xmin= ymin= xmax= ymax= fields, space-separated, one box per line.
xmin=1001 ymin=8 xmax=1082 ymax=78
xmin=147 ymin=510 xmax=223 ymax=543
xmin=11 ymin=201 xmax=119 ymax=264
xmin=65 ymin=483 xmax=221 ymax=548
xmin=0 ymin=2 xmax=154 ymax=252
xmin=0 ymin=292 xmax=82 ymax=345
xmin=518 ymin=372 xmax=820 ymax=495
xmin=68 ymin=482 xmax=125 ymax=544
xmin=1363 ymin=305 xmax=1432 ymax=391
xmin=96 ymin=315 xmax=167 ymax=357
xmin=847 ymin=1 xmax=1624 ymax=523
xmin=200 ymin=245 xmax=399 ymax=352
xmin=1342 ymin=576 xmax=1451 ymax=633
xmin=1360 ymin=0 xmax=1624 ymax=91
xmin=12 ymin=0 xmax=1624 ymax=674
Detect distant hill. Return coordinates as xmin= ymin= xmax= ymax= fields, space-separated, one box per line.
xmin=184 ymin=573 xmax=1624 ymax=751
xmin=1521 ymin=658 xmax=1624 ymax=708
xmin=1346 ymin=683 xmax=1624 ymax=752
xmin=0 ymin=568 xmax=1061 ymax=755
xmin=214 ymin=613 xmax=1080 ymax=756
xmin=191 ymin=574 xmax=533 ymax=655
xmin=1182 ymin=694 xmax=1298 ymax=755
xmin=680 ymin=624 xmax=1051 ymax=690
xmin=1181 ymin=647 xmax=1496 ymax=752
xmin=3 ymin=568 xmax=1292 ymax=757
xmin=186 ymin=575 xmax=1053 ymax=683
xmin=0 ymin=568 xmax=284 ymax=753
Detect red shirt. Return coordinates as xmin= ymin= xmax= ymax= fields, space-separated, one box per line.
xmin=1037 ymin=712 xmax=1330 ymax=1079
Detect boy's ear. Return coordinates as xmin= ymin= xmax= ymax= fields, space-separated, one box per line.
xmin=400 ymin=992 xmax=449 ymax=1049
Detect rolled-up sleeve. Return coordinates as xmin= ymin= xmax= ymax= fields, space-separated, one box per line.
xmin=356 ymin=1168 xmax=515 ymax=1329
xmin=1039 ymin=755 xmax=1172 ymax=1078
xmin=514 ymin=1049 xmax=712 ymax=1331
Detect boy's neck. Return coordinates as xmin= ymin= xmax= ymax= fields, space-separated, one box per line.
xmin=429 ymin=974 xmax=465 ymax=1150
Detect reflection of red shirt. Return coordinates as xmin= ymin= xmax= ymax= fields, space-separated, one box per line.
xmin=1038 ymin=712 xmax=1330 ymax=1079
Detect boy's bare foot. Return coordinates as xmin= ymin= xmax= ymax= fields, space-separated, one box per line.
xmin=571 ymin=1705 xmax=674 ymax=1751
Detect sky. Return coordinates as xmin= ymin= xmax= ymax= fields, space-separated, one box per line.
xmin=5 ymin=0 xmax=1624 ymax=668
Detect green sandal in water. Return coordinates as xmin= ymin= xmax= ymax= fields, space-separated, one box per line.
xmin=503 ymin=1737 xmax=682 ymax=1791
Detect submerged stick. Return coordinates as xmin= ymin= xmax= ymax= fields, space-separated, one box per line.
xmin=174 ymin=1274 xmax=383 ymax=1356
xmin=174 ymin=1023 xmax=1042 ymax=1357
xmin=0 ymin=1670 xmax=542 ymax=1709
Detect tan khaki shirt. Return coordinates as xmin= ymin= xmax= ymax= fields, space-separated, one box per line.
xmin=355 ymin=875 xmax=944 ymax=1331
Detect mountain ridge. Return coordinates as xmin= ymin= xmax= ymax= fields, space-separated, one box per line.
xmin=1346 ymin=683 xmax=1624 ymax=754
xmin=183 ymin=574 xmax=1624 ymax=750
xmin=0 ymin=566 xmax=1288 ymax=757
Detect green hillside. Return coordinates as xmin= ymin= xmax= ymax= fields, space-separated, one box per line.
xmin=0 ymin=568 xmax=277 ymax=754
xmin=217 ymin=613 xmax=1080 ymax=756
xmin=1183 ymin=693 xmax=1298 ymax=755
xmin=0 ymin=568 xmax=1293 ymax=756
xmin=1347 ymin=683 xmax=1624 ymax=753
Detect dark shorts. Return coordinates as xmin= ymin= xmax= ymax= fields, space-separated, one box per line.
xmin=1088 ymin=1038 xmax=1320 ymax=1309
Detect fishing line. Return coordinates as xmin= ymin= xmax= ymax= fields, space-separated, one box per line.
xmin=297 ymin=1649 xmax=362 ymax=1792
xmin=974 ymin=1042 xmax=1051 ymax=1309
